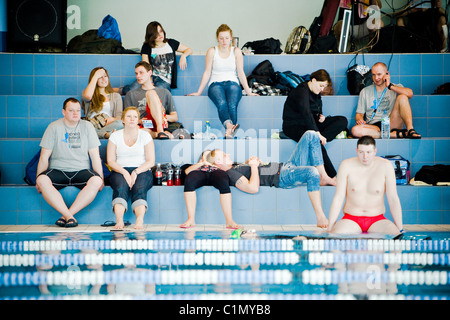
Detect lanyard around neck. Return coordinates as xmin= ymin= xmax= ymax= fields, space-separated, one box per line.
xmin=370 ymin=86 xmax=387 ymax=120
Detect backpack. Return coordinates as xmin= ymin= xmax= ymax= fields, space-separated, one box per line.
xmin=273 ymin=71 xmax=309 ymax=93
xmin=241 ymin=38 xmax=282 ymax=54
xmin=97 ymin=15 xmax=122 ymax=42
xmin=414 ymin=165 xmax=450 ymax=186
xmin=285 ymin=26 xmax=312 ymax=54
xmin=24 ymin=150 xmax=41 ymax=186
xmin=247 ymin=60 xmax=276 ymax=87
xmin=382 ymin=155 xmax=410 ymax=185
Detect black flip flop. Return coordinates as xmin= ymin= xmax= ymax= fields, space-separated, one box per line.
xmin=55 ymin=218 xmax=66 ymax=227
xmin=65 ymin=218 xmax=78 ymax=228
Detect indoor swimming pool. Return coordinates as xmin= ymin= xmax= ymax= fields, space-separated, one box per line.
xmin=0 ymin=230 xmax=449 ymax=300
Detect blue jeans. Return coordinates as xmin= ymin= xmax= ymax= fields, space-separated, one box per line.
xmin=152 ymin=76 xmax=172 ymax=91
xmin=279 ymin=131 xmax=323 ymax=192
xmin=110 ymin=168 xmax=153 ymax=212
xmin=208 ymin=81 xmax=242 ymax=127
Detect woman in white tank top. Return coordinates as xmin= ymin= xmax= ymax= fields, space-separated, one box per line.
xmin=189 ymin=24 xmax=257 ymax=138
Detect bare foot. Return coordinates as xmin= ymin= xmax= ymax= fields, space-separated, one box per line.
xmin=226 ymin=221 xmax=242 ymax=229
xmin=320 ymin=175 xmax=336 ymax=186
xmin=180 ymin=218 xmax=195 ymax=228
xmin=134 ymin=217 xmax=144 ymax=230
xmin=316 ymin=214 xmax=329 ymax=229
xmin=114 ymin=220 xmax=125 ymax=230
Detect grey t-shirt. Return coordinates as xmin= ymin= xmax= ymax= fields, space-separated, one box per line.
xmin=356 ymin=84 xmax=403 ymax=124
xmin=123 ymin=87 xmax=175 ymax=119
xmin=40 ymin=119 xmax=100 ymax=171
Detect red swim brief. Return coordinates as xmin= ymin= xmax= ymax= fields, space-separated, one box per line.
xmin=342 ymin=213 xmax=387 ymax=232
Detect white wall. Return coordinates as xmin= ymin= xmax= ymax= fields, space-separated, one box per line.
xmin=67 ymin=0 xmax=325 ymax=53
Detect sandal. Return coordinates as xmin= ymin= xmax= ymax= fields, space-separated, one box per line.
xmin=157 ymin=132 xmax=170 ymax=140
xmin=406 ymin=128 xmax=421 ymax=139
xmin=55 ymin=218 xmax=66 ymax=227
xmin=390 ymin=128 xmax=408 ymax=139
xmin=65 ymin=218 xmax=78 ymax=228
xmin=225 ymin=124 xmax=240 ymax=139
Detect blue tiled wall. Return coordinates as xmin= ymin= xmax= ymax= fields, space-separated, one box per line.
xmin=0 ymin=185 xmax=448 ymax=225
xmin=1 ymin=94 xmax=449 ymax=139
xmin=1 ymin=53 xmax=450 ymax=96
xmin=1 ymin=138 xmax=449 ymax=186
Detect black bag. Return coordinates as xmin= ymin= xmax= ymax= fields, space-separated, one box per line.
xmin=346 ymin=53 xmax=373 ymax=95
xmin=308 ymin=35 xmax=338 ymax=54
xmin=247 ymin=60 xmax=276 ymax=87
xmin=382 ymin=155 xmax=410 ymax=185
xmin=67 ymin=29 xmax=123 ymax=54
xmin=241 ymin=38 xmax=282 ymax=54
xmin=434 ymin=82 xmax=450 ymax=95
xmin=414 ymin=165 xmax=450 ymax=185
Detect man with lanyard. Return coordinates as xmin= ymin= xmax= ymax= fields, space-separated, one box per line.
xmin=36 ymin=98 xmax=104 ymax=228
xmin=351 ymin=62 xmax=421 ymax=139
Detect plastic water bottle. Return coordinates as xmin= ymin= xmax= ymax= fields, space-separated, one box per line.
xmin=205 ymin=121 xmax=211 ymax=139
xmin=155 ymin=163 xmax=162 ymax=186
xmin=381 ymin=111 xmax=390 ymax=139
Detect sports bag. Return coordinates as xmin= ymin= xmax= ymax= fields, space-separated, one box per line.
xmin=241 ymin=38 xmax=282 ymax=54
xmin=273 ymin=71 xmax=308 ymax=92
xmin=347 ymin=64 xmax=373 ymax=95
xmin=414 ymin=165 xmax=450 ymax=186
xmin=285 ymin=26 xmax=311 ymax=54
xmin=382 ymin=155 xmax=410 ymax=185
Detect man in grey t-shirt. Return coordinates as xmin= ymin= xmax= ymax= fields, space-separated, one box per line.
xmin=124 ymin=61 xmax=182 ymax=139
xmin=351 ymin=62 xmax=421 ymax=139
xmin=36 ymin=98 xmax=104 ymax=228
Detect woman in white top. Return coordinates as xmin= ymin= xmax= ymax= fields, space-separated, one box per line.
xmin=82 ymin=67 xmax=124 ymax=139
xmin=107 ymin=107 xmax=155 ymax=230
xmin=189 ymin=24 xmax=258 ymax=138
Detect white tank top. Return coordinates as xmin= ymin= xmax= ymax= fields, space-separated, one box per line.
xmin=209 ymin=46 xmax=239 ymax=86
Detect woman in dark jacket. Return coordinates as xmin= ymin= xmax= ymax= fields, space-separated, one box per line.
xmin=282 ymin=69 xmax=347 ymax=180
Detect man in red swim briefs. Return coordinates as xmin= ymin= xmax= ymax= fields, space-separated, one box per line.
xmin=327 ymin=135 xmax=403 ymax=234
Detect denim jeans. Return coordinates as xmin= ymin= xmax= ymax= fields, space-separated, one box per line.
xmin=208 ymin=81 xmax=242 ymax=127
xmin=279 ymin=130 xmax=323 ymax=192
xmin=152 ymin=76 xmax=172 ymax=91
xmin=110 ymin=168 xmax=153 ymax=212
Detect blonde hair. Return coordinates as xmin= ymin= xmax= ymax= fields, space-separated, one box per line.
xmin=88 ymin=67 xmax=115 ymax=113
xmin=216 ymin=24 xmax=233 ymax=39
xmin=121 ymin=106 xmax=140 ymax=121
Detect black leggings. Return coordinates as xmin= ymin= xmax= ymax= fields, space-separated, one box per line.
xmin=283 ymin=116 xmax=348 ymax=178
xmin=184 ymin=170 xmax=231 ymax=194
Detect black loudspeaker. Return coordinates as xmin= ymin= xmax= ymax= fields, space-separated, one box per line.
xmin=7 ymin=0 xmax=67 ymax=52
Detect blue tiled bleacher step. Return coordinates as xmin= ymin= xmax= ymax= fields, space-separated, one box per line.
xmin=0 ymin=52 xmax=448 ymax=227
xmin=1 ymin=138 xmax=449 ymax=186
xmin=1 ymin=53 xmax=449 ymax=96
xmin=0 ymin=185 xmax=448 ymax=226
xmin=1 ymin=94 xmax=450 ymax=139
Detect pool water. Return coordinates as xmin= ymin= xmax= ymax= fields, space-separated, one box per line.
xmin=0 ymin=231 xmax=449 ymax=300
